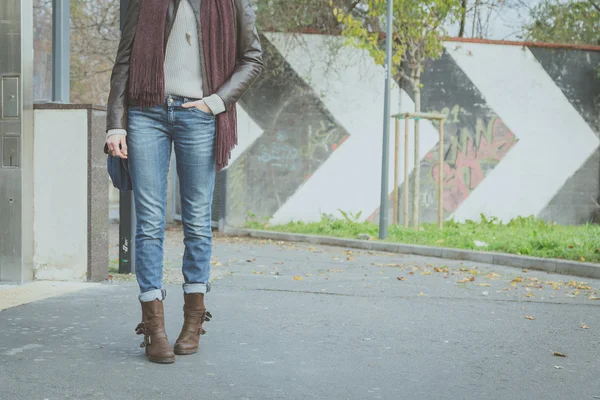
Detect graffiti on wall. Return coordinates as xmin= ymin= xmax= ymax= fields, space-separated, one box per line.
xmin=226 ymin=36 xmax=350 ymax=224
xmin=368 ymin=50 xmax=521 ymax=224
xmin=426 ymin=104 xmax=518 ymax=213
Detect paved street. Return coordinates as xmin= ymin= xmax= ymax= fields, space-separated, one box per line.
xmin=1 ymin=226 xmax=600 ymax=399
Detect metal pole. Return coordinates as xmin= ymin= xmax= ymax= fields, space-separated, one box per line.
xmin=404 ymin=115 xmax=409 ymax=228
xmin=52 ymin=0 xmax=70 ymax=102
xmin=393 ymin=117 xmax=399 ymax=225
xmin=438 ymin=120 xmax=444 ymax=229
xmin=378 ymin=0 xmax=394 ymax=239
xmin=118 ymin=0 xmax=134 ymax=274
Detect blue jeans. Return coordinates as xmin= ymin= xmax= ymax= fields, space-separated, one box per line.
xmin=127 ymin=96 xmax=216 ymax=302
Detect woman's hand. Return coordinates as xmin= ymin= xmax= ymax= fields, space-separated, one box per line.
xmin=106 ymin=134 xmax=128 ymax=159
xmin=182 ymin=100 xmax=213 ymax=114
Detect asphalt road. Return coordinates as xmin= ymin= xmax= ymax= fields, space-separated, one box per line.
xmin=1 ymin=230 xmax=599 ymax=399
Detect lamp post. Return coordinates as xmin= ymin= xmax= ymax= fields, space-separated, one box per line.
xmin=378 ymin=0 xmax=394 ymax=239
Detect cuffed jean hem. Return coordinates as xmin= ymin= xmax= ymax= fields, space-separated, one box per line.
xmin=183 ymin=282 xmax=211 ymax=295
xmin=139 ymin=288 xmax=166 ymax=302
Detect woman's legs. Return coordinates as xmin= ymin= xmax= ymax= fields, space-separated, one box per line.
xmin=171 ymin=97 xmax=216 ymax=294
xmin=127 ymin=105 xmax=172 ymax=301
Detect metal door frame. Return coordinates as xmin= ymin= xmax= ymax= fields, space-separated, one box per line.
xmin=0 ymin=0 xmax=34 ymax=282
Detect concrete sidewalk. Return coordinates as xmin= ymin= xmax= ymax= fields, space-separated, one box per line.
xmin=1 ymin=234 xmax=600 ymax=399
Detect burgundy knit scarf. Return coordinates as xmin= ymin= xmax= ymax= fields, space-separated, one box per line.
xmin=129 ymin=0 xmax=238 ymax=171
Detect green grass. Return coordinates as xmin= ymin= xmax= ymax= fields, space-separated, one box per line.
xmin=246 ymin=214 xmax=600 ymax=264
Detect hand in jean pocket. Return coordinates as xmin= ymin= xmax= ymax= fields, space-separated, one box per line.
xmin=182 ymin=100 xmax=213 ymax=114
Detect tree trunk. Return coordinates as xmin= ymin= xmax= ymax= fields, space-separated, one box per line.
xmin=458 ymin=0 xmax=467 ymax=37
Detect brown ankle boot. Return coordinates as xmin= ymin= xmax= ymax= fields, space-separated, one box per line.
xmin=174 ymin=293 xmax=212 ymax=355
xmin=135 ymin=300 xmax=175 ymax=364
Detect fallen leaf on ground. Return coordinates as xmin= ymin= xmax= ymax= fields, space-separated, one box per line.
xmin=328 ymin=269 xmax=344 ymax=273
xmin=512 ymin=276 xmax=523 ymax=283
xmin=397 ymin=277 xmax=405 ymax=281
xmin=522 ymin=269 xmax=529 ymax=273
xmin=457 ymin=277 xmax=476 ymax=283
xmin=524 ymin=315 xmax=536 ymax=320
xmin=568 ymin=281 xmax=592 ymax=290
xmin=412 ymin=266 xmax=419 ymax=272
xmin=468 ymin=269 xmax=479 ymax=275
xmin=459 ymin=268 xmax=469 ymax=272
xmin=347 ymin=256 xmax=355 ymax=261
xmin=553 ymin=352 xmax=567 ymax=358
xmin=304 ymin=273 xmax=313 ymax=277
xmin=292 ymin=276 xmax=303 ymax=281
xmin=421 ymin=271 xmax=432 ymax=275
xmin=581 ymin=323 xmax=590 ymax=329
xmin=247 ymin=258 xmax=256 ymax=262
xmin=408 ymin=271 xmax=415 ymax=276
xmin=546 ymin=281 xmax=563 ymax=290
xmin=434 ymin=267 xmax=449 ymax=273
xmin=419 ymin=292 xmax=425 ymax=296
xmin=486 ymin=273 xmax=502 ymax=280
xmin=345 ymin=250 xmax=353 ymax=255
xmin=589 ymin=295 xmax=600 ymax=300
xmin=526 ymin=291 xmax=535 ymax=298
xmin=476 ymin=283 xmax=492 ymax=287
xmin=308 ymin=247 xmax=317 ymax=251
xmin=252 ymin=270 xmax=264 ymax=275
xmin=333 ymin=257 xmax=341 ymax=261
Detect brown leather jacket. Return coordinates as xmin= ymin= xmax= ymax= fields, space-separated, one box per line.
xmin=106 ymin=0 xmax=263 ymax=132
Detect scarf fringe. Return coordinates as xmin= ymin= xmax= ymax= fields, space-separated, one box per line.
xmin=129 ymin=51 xmax=165 ymax=108
xmin=215 ymin=108 xmax=238 ymax=171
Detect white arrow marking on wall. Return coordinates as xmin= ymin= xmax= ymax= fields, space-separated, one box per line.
xmin=445 ymin=42 xmax=599 ymax=222
xmin=229 ymin=106 xmax=264 ymax=165
xmin=266 ymin=33 xmax=440 ymax=224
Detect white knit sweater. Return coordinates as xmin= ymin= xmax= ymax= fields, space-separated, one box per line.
xmin=107 ymin=0 xmax=225 ymax=138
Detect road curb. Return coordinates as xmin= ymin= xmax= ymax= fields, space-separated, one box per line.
xmin=224 ymin=228 xmax=600 ymax=280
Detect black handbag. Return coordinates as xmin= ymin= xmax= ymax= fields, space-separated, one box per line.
xmin=104 ymin=142 xmax=133 ymax=191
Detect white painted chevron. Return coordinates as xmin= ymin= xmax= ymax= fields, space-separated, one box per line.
xmin=229 ymin=105 xmax=263 ymax=165
xmin=444 ymin=42 xmax=599 ymax=222
xmin=265 ymin=33 xmax=441 ymax=223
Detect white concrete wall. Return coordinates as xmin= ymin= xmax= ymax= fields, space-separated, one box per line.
xmin=234 ymin=34 xmax=599 ymax=225
xmin=33 ymin=109 xmax=88 ymax=280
